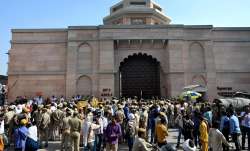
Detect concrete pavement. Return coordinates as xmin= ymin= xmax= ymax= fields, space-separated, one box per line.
xmin=6 ymin=128 xmax=247 ymax=151
xmin=37 ymin=128 xmax=180 ymax=151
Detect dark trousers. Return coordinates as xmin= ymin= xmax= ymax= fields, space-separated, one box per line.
xmin=95 ymin=134 xmax=103 ymax=151
xmin=193 ymin=129 xmax=199 ymax=147
xmin=242 ymin=126 xmax=250 ymax=149
xmin=231 ymin=133 xmax=241 ymax=151
xmin=177 ymin=127 xmax=182 ymax=146
xmin=127 ymin=136 xmax=134 ymax=151
xmin=222 ymin=129 xmax=229 ymax=151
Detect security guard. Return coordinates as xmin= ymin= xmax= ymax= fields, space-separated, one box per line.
xmin=51 ymin=104 xmax=65 ymax=140
xmin=69 ymin=111 xmax=82 ymax=151
xmin=39 ymin=108 xmax=51 ymax=148
xmin=61 ymin=109 xmax=72 ymax=151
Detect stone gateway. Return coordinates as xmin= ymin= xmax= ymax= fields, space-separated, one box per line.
xmin=8 ymin=0 xmax=250 ymax=101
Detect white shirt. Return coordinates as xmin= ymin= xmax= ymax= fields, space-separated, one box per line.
xmin=60 ymin=97 xmax=65 ymax=103
xmin=132 ymin=136 xmax=152 ymax=151
xmin=102 ymin=117 xmax=108 ymax=130
xmin=51 ymin=106 xmax=57 ymax=112
xmin=82 ymin=120 xmax=100 ymax=146
xmin=16 ymin=105 xmax=23 ymax=114
xmin=35 ymin=97 xmax=43 ymax=105
xmin=0 ymin=120 xmax=4 ymax=134
xmin=183 ymin=139 xmax=196 ymax=151
xmin=28 ymin=125 xmax=38 ymax=141
xmin=95 ymin=118 xmax=103 ymax=134
xmin=209 ymin=128 xmax=230 ymax=151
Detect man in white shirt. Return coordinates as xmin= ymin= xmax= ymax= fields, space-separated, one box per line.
xmin=209 ymin=121 xmax=232 ymax=151
xmin=82 ymin=116 xmax=100 ymax=150
xmin=95 ymin=111 xmax=104 ymax=151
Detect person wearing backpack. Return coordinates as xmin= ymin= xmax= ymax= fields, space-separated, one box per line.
xmin=126 ymin=113 xmax=136 ymax=151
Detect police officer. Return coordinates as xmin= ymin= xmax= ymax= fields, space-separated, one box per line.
xmin=61 ymin=109 xmax=72 ymax=151
xmin=69 ymin=111 xmax=82 ymax=151
xmin=51 ymin=103 xmax=64 ymax=141
xmin=39 ymin=108 xmax=51 ymax=148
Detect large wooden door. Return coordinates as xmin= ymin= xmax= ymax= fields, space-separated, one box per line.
xmin=120 ymin=54 xmax=160 ymax=99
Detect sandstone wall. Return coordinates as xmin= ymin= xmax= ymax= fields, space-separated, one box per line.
xmin=8 ymin=29 xmax=67 ymax=101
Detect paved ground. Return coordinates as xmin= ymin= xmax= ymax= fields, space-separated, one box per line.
xmin=36 ymin=129 xmax=180 ymax=151
xmin=33 ymin=129 xmax=178 ymax=151
xmin=6 ymin=128 xmax=248 ymax=151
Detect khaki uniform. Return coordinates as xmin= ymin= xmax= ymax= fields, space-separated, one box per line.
xmin=4 ymin=110 xmax=15 ymax=143
xmin=51 ymin=109 xmax=65 ymax=140
xmin=61 ymin=116 xmax=71 ymax=150
xmin=116 ymin=109 xmax=125 ymax=141
xmin=69 ymin=116 xmax=82 ymax=151
xmin=115 ymin=110 xmax=125 ymax=124
xmin=39 ymin=111 xmax=51 ymax=147
xmin=33 ymin=110 xmax=43 ymax=139
xmin=135 ymin=111 xmax=140 ymax=130
xmin=33 ymin=110 xmax=43 ymax=126
xmin=4 ymin=111 xmax=15 ymax=126
xmin=139 ymin=111 xmax=148 ymax=129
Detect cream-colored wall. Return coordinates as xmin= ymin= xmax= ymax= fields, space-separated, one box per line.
xmin=8 ymin=26 xmax=250 ymax=101
xmin=8 ymin=30 xmax=67 ymax=101
xmin=8 ymin=75 xmax=65 ymax=101
xmin=9 ymin=43 xmax=66 ymax=72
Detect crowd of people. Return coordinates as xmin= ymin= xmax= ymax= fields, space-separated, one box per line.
xmin=0 ymin=94 xmax=249 ymax=151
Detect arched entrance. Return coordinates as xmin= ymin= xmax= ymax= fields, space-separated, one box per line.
xmin=76 ymin=75 xmax=92 ymax=96
xmin=119 ymin=53 xmax=160 ymax=99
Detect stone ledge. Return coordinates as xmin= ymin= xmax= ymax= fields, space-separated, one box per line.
xmin=8 ymin=71 xmax=66 ymax=75
xmin=103 ymin=7 xmax=170 ymax=23
xmin=11 ymin=40 xmax=67 ymax=44
xmin=12 ymin=28 xmax=67 ymax=33
xmin=213 ymin=27 xmax=250 ymax=31
xmin=216 ymin=70 xmax=250 ymax=73
xmin=11 ymin=26 xmax=250 ymax=32
xmin=68 ymin=26 xmax=98 ymax=30
xmin=213 ymin=39 xmax=250 ymax=42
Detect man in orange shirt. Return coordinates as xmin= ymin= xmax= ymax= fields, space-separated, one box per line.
xmin=156 ymin=117 xmax=168 ymax=147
